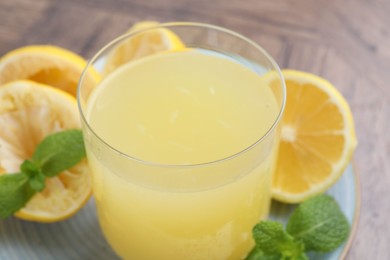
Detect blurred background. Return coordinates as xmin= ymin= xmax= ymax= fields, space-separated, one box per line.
xmin=1 ymin=0 xmax=389 ymax=259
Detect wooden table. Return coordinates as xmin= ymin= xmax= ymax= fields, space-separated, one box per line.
xmin=1 ymin=0 xmax=388 ymax=259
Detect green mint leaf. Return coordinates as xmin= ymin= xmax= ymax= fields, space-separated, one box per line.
xmin=245 ymin=247 xmax=280 ymax=260
xmin=29 ymin=171 xmax=46 ymax=192
xmin=245 ymin=247 xmax=308 ymax=260
xmin=286 ymin=194 xmax=350 ymax=252
xmin=293 ymin=253 xmax=309 ymax=260
xmin=0 ymin=173 xmax=35 ymax=219
xmin=252 ymin=221 xmax=305 ymax=259
xmin=245 ymin=247 xmax=264 ymax=260
xmin=20 ymin=160 xmax=40 ymax=177
xmin=20 ymin=160 xmax=46 ymax=192
xmin=32 ymin=129 xmax=86 ymax=177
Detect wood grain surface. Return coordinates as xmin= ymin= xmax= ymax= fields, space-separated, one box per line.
xmin=1 ymin=0 xmax=389 ymax=259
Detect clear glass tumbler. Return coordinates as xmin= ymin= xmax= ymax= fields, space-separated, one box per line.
xmin=78 ymin=22 xmax=285 ymax=260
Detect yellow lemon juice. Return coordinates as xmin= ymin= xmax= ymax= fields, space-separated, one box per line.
xmin=85 ymin=50 xmax=280 ymax=259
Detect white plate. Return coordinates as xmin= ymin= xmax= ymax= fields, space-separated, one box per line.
xmin=0 ymin=164 xmax=359 ymax=259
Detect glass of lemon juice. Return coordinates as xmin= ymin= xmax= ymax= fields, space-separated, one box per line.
xmin=78 ymin=23 xmax=285 ymax=260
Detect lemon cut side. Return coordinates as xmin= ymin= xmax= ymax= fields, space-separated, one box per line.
xmin=269 ymin=70 xmax=357 ymax=203
xmin=0 ymin=80 xmax=91 ymax=222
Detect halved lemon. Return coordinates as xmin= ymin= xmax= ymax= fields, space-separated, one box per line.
xmin=270 ymin=70 xmax=357 ymax=203
xmin=104 ymin=21 xmax=185 ymax=75
xmin=0 ymin=45 xmax=99 ymax=97
xmin=0 ymin=80 xmax=91 ymax=222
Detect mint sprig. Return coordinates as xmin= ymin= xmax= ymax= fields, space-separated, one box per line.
xmin=0 ymin=129 xmax=86 ymax=219
xmin=247 ymin=195 xmax=350 ymax=260
xmin=250 ymin=221 xmax=307 ymax=259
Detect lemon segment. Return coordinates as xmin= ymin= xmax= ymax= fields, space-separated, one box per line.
xmin=269 ymin=70 xmax=357 ymax=203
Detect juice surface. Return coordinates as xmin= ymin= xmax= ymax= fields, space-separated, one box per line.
xmin=85 ymin=50 xmax=280 ymax=259
xmin=87 ymin=51 xmax=278 ymax=165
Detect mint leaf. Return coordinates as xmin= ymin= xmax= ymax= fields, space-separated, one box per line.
xmin=245 ymin=247 xmax=308 ymax=260
xmin=20 ymin=160 xmax=40 ymax=177
xmin=20 ymin=160 xmax=46 ymax=192
xmin=294 ymin=253 xmax=309 ymax=260
xmin=245 ymin=247 xmax=280 ymax=260
xmin=252 ymin=221 xmax=305 ymax=259
xmin=245 ymin=247 xmax=264 ymax=260
xmin=29 ymin=171 xmax=46 ymax=192
xmin=32 ymin=129 xmax=86 ymax=177
xmin=0 ymin=173 xmax=35 ymax=219
xmin=286 ymin=194 xmax=350 ymax=252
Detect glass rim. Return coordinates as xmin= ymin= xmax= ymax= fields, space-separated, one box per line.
xmin=77 ymin=21 xmax=286 ymax=168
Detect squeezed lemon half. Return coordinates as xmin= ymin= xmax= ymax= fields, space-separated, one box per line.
xmin=0 ymin=45 xmax=99 ymax=97
xmin=104 ymin=21 xmax=185 ymax=75
xmin=0 ymin=80 xmax=92 ymax=222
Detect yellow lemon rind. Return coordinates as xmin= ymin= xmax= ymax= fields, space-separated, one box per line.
xmin=0 ymin=45 xmax=101 ymax=96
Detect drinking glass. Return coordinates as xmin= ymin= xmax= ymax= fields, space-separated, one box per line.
xmin=78 ymin=22 xmax=285 ymax=260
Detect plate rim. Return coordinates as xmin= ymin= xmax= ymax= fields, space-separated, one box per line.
xmin=340 ymin=161 xmax=361 ymax=259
